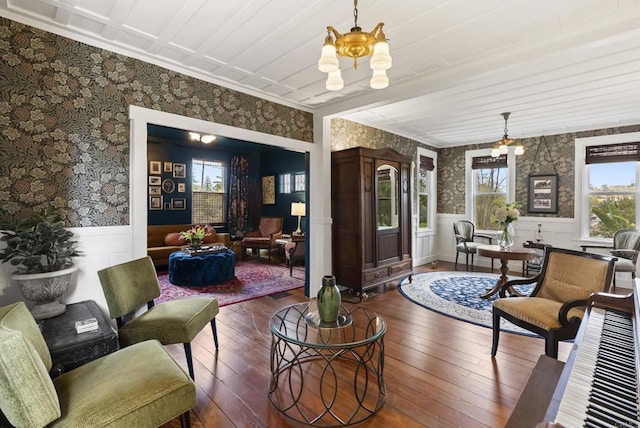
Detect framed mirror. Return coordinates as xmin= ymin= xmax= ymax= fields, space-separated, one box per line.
xmin=376 ymin=164 xmax=399 ymax=230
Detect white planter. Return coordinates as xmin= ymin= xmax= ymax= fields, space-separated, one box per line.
xmin=11 ymin=265 xmax=78 ymax=320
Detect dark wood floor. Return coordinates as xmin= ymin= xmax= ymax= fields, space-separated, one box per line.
xmin=162 ymin=261 xmax=573 ymax=428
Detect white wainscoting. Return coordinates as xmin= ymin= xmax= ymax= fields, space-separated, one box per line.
xmin=435 ymin=214 xmax=577 ymax=267
xmin=0 ymin=226 xmax=132 ymax=314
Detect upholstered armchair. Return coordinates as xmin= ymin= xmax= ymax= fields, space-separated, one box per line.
xmin=0 ymin=302 xmax=195 ymax=428
xmin=491 ymin=246 xmax=616 ymax=359
xmin=582 ymin=228 xmax=640 ymax=289
xmin=284 ymin=235 xmax=305 ymax=276
xmin=453 ymin=220 xmax=494 ymax=271
xmin=241 ymin=217 xmax=283 ymax=261
xmin=98 ymin=256 xmax=220 ymax=380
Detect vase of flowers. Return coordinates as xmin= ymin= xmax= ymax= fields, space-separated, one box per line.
xmin=180 ymin=225 xmax=209 ymax=249
xmin=494 ymin=201 xmax=521 ymax=250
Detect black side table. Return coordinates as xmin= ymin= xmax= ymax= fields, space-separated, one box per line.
xmin=40 ymin=300 xmax=118 ymax=375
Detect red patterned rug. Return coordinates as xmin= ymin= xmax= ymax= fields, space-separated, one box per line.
xmin=156 ymin=259 xmax=305 ymax=306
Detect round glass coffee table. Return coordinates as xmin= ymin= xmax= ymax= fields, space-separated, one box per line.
xmin=268 ymin=302 xmax=386 ymax=426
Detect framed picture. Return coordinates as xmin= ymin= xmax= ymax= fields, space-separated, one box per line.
xmin=149 ymin=161 xmax=161 ymax=174
xmin=177 ymin=182 xmax=185 ymax=193
xmin=294 ymin=172 xmax=305 ymax=192
xmin=171 ymin=198 xmax=186 ymax=210
xmin=173 ymin=163 xmax=186 ymax=178
xmin=262 ymin=175 xmax=275 ymax=205
xmin=148 ymin=176 xmax=161 ymax=185
xmin=163 ymin=161 xmax=173 ymax=173
xmin=528 ymin=173 xmax=559 ymax=214
xmin=149 ymin=196 xmax=163 ymax=210
xmin=162 ymin=178 xmax=175 ymax=194
xmin=148 ymin=186 xmax=161 ymax=195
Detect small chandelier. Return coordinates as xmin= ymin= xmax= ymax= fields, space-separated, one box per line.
xmin=317 ymin=0 xmax=392 ymax=91
xmin=491 ymin=112 xmax=524 ymax=157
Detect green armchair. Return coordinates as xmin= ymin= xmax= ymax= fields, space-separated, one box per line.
xmin=98 ymin=256 xmax=220 ymax=380
xmin=0 ymin=301 xmax=195 ymax=427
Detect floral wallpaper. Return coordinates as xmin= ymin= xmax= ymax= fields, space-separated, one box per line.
xmin=330 ymin=118 xmax=438 ymax=157
xmin=438 ymin=124 xmax=640 ymax=216
xmin=0 ymin=17 xmax=313 ymax=227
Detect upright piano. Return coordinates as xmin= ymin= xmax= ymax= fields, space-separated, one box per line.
xmin=507 ymin=281 xmax=639 ymax=428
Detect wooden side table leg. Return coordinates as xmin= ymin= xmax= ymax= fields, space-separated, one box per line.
xmin=480 ymin=259 xmax=508 ymax=299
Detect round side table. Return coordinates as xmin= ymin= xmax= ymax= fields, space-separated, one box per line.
xmin=268 ymin=302 xmax=386 ymax=426
xmin=477 ymin=244 xmax=536 ymax=299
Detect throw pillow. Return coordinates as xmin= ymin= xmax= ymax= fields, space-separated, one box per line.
xmin=203 ymin=225 xmax=217 ymax=244
xmin=164 ymin=232 xmax=186 ymax=246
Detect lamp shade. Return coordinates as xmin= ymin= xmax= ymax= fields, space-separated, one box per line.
xmin=326 ymin=69 xmax=344 ymax=91
xmin=318 ymin=41 xmax=339 ymax=73
xmin=370 ymin=40 xmax=392 ymax=70
xmin=370 ymin=69 xmax=389 ymax=89
xmin=291 ymin=202 xmax=306 ymax=217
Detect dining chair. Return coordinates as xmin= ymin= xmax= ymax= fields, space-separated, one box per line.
xmin=453 ymin=220 xmax=494 ymax=271
xmin=581 ymin=228 xmax=640 ymax=289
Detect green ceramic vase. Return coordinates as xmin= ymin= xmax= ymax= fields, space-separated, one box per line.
xmin=317 ymin=275 xmax=341 ymax=323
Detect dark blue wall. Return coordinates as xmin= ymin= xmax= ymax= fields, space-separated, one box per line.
xmin=147 ymin=138 xmax=306 ymax=233
xmin=259 ymin=150 xmax=307 ymax=235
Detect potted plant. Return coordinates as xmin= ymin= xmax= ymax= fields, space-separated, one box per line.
xmin=180 ymin=225 xmax=210 ymax=249
xmin=0 ymin=209 xmax=81 ymax=320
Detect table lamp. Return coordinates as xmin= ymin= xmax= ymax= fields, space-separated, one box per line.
xmin=291 ymin=202 xmax=306 ymax=235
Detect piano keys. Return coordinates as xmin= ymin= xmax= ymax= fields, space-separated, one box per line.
xmin=508 ymin=282 xmax=640 ymax=428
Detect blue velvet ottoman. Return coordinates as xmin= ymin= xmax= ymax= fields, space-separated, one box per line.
xmin=168 ymin=249 xmax=236 ymax=287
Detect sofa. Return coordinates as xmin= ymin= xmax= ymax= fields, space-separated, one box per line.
xmin=147 ymin=224 xmax=230 ymax=268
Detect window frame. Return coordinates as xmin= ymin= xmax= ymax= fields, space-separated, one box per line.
xmin=191 ymin=158 xmax=227 ymax=225
xmin=465 ymin=148 xmax=516 ymax=232
xmin=574 ymin=132 xmax=640 ymax=243
xmin=416 ymin=147 xmax=437 ymax=231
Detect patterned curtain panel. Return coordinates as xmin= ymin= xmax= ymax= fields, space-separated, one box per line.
xmin=228 ymin=156 xmax=249 ymax=236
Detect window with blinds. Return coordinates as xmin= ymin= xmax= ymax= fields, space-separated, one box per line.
xmin=192 ymin=159 xmax=226 ymax=225
xmin=585 ymin=142 xmax=638 ymax=238
xmin=472 ymin=154 xmax=507 ymax=230
xmin=418 ymin=155 xmax=434 ymax=228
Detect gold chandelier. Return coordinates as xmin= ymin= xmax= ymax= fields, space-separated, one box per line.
xmin=317 ymin=0 xmax=392 ymax=91
xmin=491 ymin=112 xmax=524 ymax=157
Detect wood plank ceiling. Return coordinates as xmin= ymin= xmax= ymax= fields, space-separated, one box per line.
xmin=2 ymin=0 xmax=640 ymax=147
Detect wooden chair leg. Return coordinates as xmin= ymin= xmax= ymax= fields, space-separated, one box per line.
xmin=179 ymin=411 xmax=191 ymax=428
xmin=491 ymin=311 xmax=500 ymax=357
xmin=544 ymin=335 xmax=559 ymax=359
xmin=210 ymin=318 xmax=219 ymax=349
xmin=455 ymin=252 xmax=459 ymax=271
xmin=183 ymin=342 xmax=194 ymax=379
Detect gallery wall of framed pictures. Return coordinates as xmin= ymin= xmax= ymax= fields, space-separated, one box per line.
xmin=148 ymin=160 xmax=187 ymax=212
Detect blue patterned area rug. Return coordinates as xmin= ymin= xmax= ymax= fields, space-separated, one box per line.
xmin=398 ymin=271 xmax=535 ymax=336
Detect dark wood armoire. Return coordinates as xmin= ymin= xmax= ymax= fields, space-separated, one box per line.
xmin=331 ymin=147 xmax=413 ymax=299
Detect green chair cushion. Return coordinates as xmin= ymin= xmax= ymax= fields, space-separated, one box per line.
xmin=118 ymin=297 xmax=219 ymax=346
xmin=0 ymin=304 xmax=61 ymax=427
xmin=51 ymin=340 xmax=195 ymax=428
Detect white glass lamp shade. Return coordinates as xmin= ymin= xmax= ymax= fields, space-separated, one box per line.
xmin=370 ymin=69 xmax=389 ymax=89
xmin=370 ymin=40 xmax=392 ymax=70
xmin=326 ymin=69 xmax=344 ymax=91
xmin=498 ymin=143 xmax=508 ymax=155
xmin=491 ymin=147 xmax=500 ymax=158
xmin=318 ymin=43 xmax=339 ymax=73
xmin=188 ymin=132 xmax=201 ymax=141
xmin=514 ymin=142 xmax=524 ymax=155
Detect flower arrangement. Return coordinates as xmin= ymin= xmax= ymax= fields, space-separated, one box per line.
xmin=180 ymin=225 xmax=210 ymax=247
xmin=494 ymin=201 xmax=521 ymax=249
xmin=494 ymin=201 xmax=521 ymax=229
